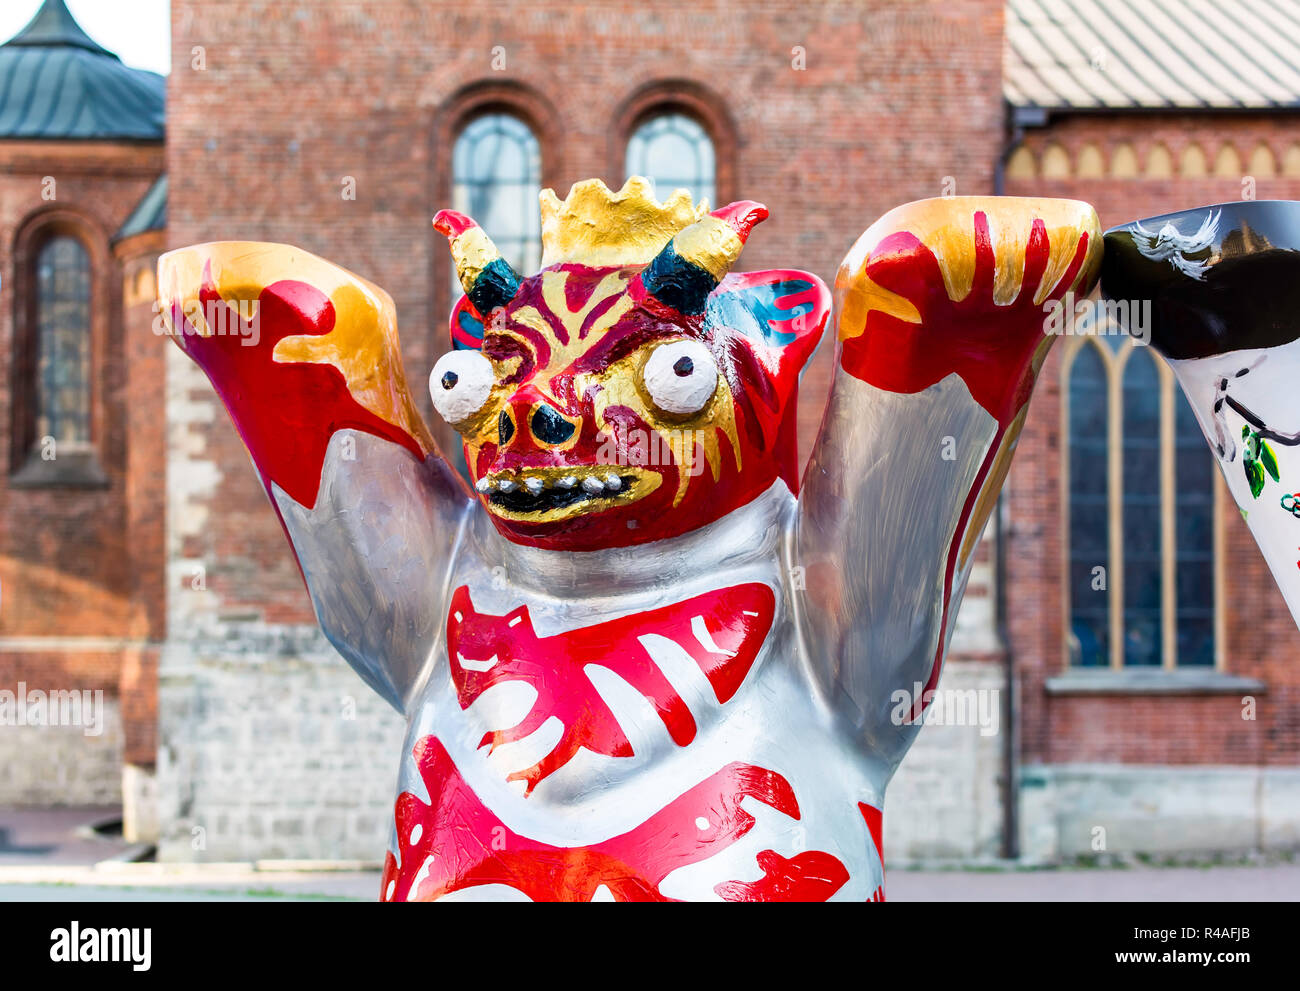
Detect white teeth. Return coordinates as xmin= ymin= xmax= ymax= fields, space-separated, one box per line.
xmin=581 ymin=476 xmax=605 ymax=495
xmin=497 ymin=478 xmax=518 ymax=493
xmin=603 ymin=474 xmax=622 ymax=491
xmin=475 ymin=477 xmax=492 ymax=493
xmin=523 ymin=477 xmax=544 ymax=495
xmin=557 ymin=476 xmax=578 ymax=489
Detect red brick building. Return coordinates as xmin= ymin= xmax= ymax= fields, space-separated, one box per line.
xmin=2 ymin=0 xmax=1297 ymax=863
xmin=0 ymin=0 xmax=164 ymax=834
xmin=1003 ymin=0 xmax=1300 ymax=859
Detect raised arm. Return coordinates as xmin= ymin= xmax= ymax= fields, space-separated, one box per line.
xmin=158 ymin=242 xmax=473 ymax=712
xmin=795 ymin=197 xmax=1101 ymax=768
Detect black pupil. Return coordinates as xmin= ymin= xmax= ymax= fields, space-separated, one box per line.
xmin=441 ymin=371 xmax=459 ymax=390
xmin=673 ymin=356 xmax=694 ymax=377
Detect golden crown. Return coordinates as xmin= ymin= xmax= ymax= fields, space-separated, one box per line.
xmin=539 ymin=177 xmax=710 ymax=269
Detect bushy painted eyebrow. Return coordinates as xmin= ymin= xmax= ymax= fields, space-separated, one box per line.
xmin=568 ymin=309 xmax=708 ymax=374
xmin=483 ymin=334 xmax=534 ymax=385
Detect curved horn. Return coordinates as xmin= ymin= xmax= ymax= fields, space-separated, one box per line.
xmin=640 ymin=200 xmax=768 ymax=315
xmin=433 ymin=210 xmax=522 ymax=315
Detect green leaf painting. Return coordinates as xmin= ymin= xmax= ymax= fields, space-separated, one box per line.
xmin=1246 ymin=456 xmax=1266 ymax=498
xmin=1240 ymin=426 xmax=1283 ymax=499
xmin=1261 ymin=440 xmax=1280 ymax=482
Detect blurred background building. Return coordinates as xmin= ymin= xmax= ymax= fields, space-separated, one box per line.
xmin=1 ymin=0 xmax=1298 ymax=865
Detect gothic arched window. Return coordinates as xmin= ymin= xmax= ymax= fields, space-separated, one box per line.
xmin=625 ymin=112 xmax=716 ymax=207
xmin=1067 ymin=342 xmax=1110 ymax=667
xmin=34 ymin=235 xmax=93 ymax=450
xmin=1064 ymin=334 xmax=1218 ymax=668
xmin=1121 ymin=347 xmax=1163 ymax=666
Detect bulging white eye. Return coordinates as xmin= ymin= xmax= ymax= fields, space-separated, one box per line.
xmin=643 ymin=339 xmax=718 ymax=415
xmin=429 ymin=350 xmax=495 ymax=424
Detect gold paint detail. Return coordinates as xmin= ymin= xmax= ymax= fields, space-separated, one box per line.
xmin=158 ymin=241 xmax=434 ymax=454
xmin=539 ymin=176 xmax=708 ymax=268
xmin=525 ymin=399 xmax=581 ymax=452
xmin=835 ymin=197 xmax=1103 ymax=338
xmin=447 ymin=226 xmax=502 ymax=294
xmin=449 ymin=380 xmax=510 ymax=446
xmin=959 ymin=403 xmax=1030 ymax=570
xmin=1029 ymin=330 xmax=1055 ymax=377
xmin=671 ymin=216 xmax=744 ymax=281
xmin=541 ymin=269 xmax=634 ymax=339
xmin=456 ymin=267 xmax=639 ymax=452
xmin=483 ymin=465 xmax=663 ymax=524
xmin=587 ymin=342 xmax=742 ymax=507
xmin=837 ymin=270 xmax=922 ymax=342
xmin=507 ymin=270 xmax=636 ymax=384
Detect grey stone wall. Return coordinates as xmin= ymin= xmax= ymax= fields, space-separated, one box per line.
xmin=885 ymin=660 xmax=1006 ymax=862
xmin=0 ymin=699 xmax=123 ymax=805
xmin=155 ymin=629 xmax=406 ymax=863
xmin=1020 ymin=763 xmax=1300 ymax=862
xmin=156 ymin=646 xmax=1009 ymax=864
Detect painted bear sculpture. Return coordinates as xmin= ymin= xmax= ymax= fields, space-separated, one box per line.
xmin=158 ymin=179 xmax=1101 ymax=901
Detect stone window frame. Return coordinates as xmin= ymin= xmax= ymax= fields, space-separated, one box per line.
xmin=1059 ymin=333 xmax=1225 ymax=672
xmin=10 ymin=206 xmax=112 ymax=488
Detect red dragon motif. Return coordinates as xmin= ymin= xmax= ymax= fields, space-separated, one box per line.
xmin=447 ymin=582 xmax=776 ymax=793
xmin=381 ymin=735 xmax=862 ymax=903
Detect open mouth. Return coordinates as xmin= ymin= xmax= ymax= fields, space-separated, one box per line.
xmin=476 ymin=465 xmax=661 ymax=523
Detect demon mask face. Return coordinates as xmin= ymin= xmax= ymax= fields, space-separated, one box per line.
xmin=430 ymin=178 xmax=829 ymax=551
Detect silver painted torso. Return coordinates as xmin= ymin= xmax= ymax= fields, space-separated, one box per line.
xmin=278 ymin=368 xmax=998 ymax=901
xmin=395 ymin=483 xmax=887 ymax=901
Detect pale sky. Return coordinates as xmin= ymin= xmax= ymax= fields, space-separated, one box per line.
xmin=0 ymin=0 xmax=171 ymax=76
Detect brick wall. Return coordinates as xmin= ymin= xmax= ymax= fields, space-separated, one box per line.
xmin=0 ymin=700 xmax=123 ymax=806
xmin=158 ymin=0 xmax=1010 ymax=859
xmin=0 ymin=139 xmax=164 ymax=805
xmin=166 ymin=0 xmax=1007 ymax=621
xmin=0 ymin=142 xmax=162 ymax=639
xmin=1006 ymin=112 xmax=1300 ymax=772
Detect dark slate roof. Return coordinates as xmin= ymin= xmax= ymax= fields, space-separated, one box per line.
xmin=114 ymin=173 xmax=166 ymax=241
xmin=0 ymin=0 xmax=165 ymax=140
xmin=1005 ymin=0 xmax=1300 ymax=110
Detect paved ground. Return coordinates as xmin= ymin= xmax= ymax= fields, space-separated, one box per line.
xmin=2 ymin=807 xmax=1296 ymax=901
xmin=1 ymin=863 xmax=1297 ymax=901
xmin=888 ymin=863 xmax=1300 ymax=901
xmin=0 ymin=867 xmax=377 ymax=901
xmin=0 ymin=807 xmax=145 ymax=866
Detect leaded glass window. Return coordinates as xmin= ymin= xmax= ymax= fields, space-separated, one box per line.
xmin=1064 ymin=335 xmax=1218 ymax=668
xmin=1174 ymin=391 xmax=1216 ymax=666
xmin=451 ymin=114 xmax=541 ymax=282
xmin=1068 ymin=343 xmax=1109 ymax=666
xmin=1121 ymin=348 xmax=1163 ymax=666
xmin=34 ymin=236 xmax=92 ymax=450
xmin=625 ymin=113 xmax=716 ymax=207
